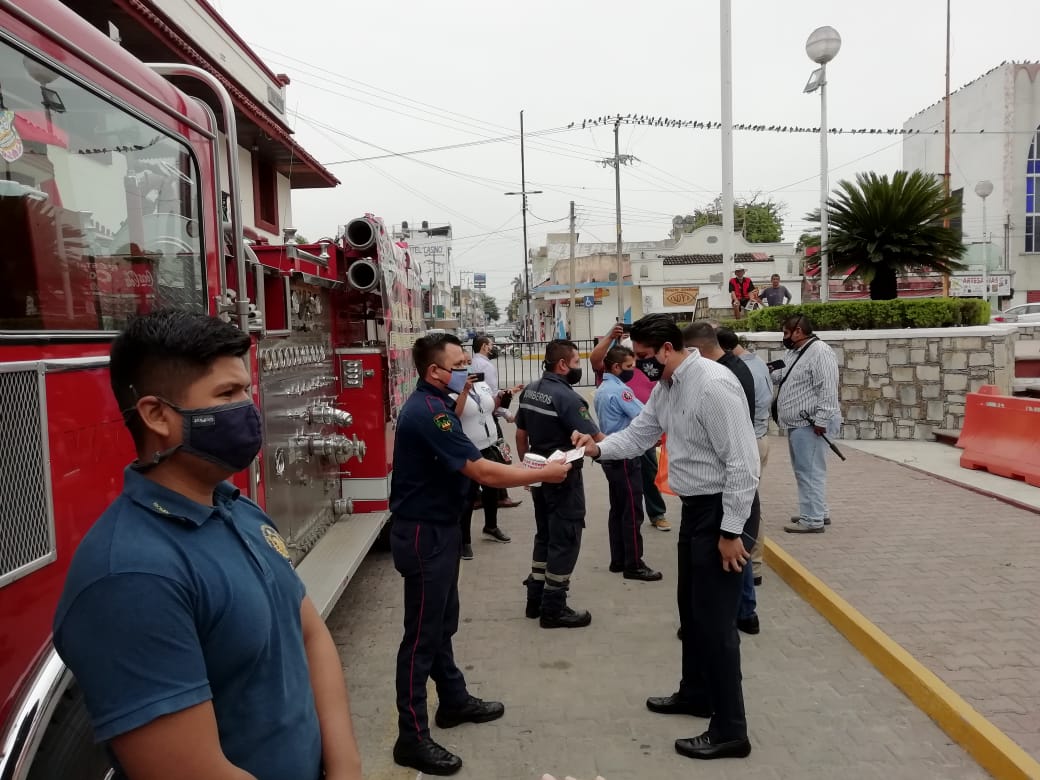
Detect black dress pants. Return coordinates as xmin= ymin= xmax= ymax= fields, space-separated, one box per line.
xmin=391 ymin=517 xmax=469 ymax=741
xmin=675 ymin=493 xmax=754 ymax=742
xmin=601 ymin=457 xmax=645 ymax=570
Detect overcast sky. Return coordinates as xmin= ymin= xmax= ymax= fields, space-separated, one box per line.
xmin=213 ymin=0 xmax=1036 ymax=309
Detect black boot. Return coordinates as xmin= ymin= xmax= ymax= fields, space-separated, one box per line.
xmin=540 ymin=605 xmax=592 ymax=629
xmin=523 ymin=576 xmax=543 ymax=619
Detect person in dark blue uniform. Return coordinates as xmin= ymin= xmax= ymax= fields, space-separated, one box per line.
xmin=52 ymin=310 xmax=362 ymax=780
xmin=390 ymin=333 xmax=571 ymax=776
xmin=515 ymin=339 xmax=603 ymax=628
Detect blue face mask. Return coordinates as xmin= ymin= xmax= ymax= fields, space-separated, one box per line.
xmin=444 ymin=367 xmax=470 ymax=394
xmin=136 ymin=398 xmax=263 ymax=473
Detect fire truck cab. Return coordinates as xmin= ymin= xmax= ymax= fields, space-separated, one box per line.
xmin=0 ymin=0 xmax=421 ymax=775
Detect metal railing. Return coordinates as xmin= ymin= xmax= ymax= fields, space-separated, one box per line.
xmin=494 ymin=339 xmax=598 ymax=389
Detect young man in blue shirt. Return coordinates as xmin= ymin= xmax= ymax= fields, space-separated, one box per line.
xmin=594 ymin=346 xmax=662 ymax=582
xmin=53 ymin=310 xmax=362 ymax=780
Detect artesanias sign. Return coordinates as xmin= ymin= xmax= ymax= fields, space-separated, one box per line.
xmin=949 ymin=274 xmax=1012 ymax=297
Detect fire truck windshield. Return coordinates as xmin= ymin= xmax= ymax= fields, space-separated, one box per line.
xmin=0 ymin=39 xmax=206 ymax=333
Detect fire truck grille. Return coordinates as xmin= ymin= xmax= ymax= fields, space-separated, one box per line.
xmin=0 ymin=368 xmax=56 ymax=586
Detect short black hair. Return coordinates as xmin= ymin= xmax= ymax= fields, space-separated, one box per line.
xmin=110 ymin=310 xmax=251 ymax=446
xmin=604 ymin=345 xmax=634 ymax=372
xmin=716 ymin=327 xmax=739 ymax=351
xmin=682 ymin=320 xmax=719 ymax=350
xmin=413 ymin=332 xmax=462 ymax=378
xmin=473 ymin=334 xmax=491 ymax=354
xmin=544 ymin=339 xmax=578 ymax=369
xmin=629 ymin=313 xmax=682 ymax=353
xmin=783 ymin=313 xmax=815 ymax=336
xmin=770 ymin=273 xmax=781 ymax=279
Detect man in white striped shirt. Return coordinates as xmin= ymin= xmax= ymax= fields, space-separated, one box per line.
xmin=771 ymin=313 xmax=841 ymax=533
xmin=572 ymin=314 xmax=759 ymax=761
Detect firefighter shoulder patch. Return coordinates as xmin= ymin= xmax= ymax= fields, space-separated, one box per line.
xmin=261 ymin=524 xmax=292 ymax=562
xmin=622 ymin=389 xmax=635 ymax=402
xmin=433 ymin=412 xmax=453 ymax=432
xmin=579 ymin=406 xmax=591 ymax=421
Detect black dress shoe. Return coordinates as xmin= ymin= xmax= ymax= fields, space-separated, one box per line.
xmin=737 ymin=614 xmax=760 ymax=635
xmin=623 ymin=566 xmax=663 ymax=581
xmin=674 ymin=732 xmax=751 ymax=760
xmin=753 ymin=575 xmax=762 ymax=586
xmin=482 ymin=526 xmax=511 ymax=543
xmin=645 ymin=693 xmax=711 ymax=717
xmin=540 ymin=606 xmax=591 ymax=629
xmin=393 ymin=736 xmax=463 ymax=775
xmin=434 ymin=695 xmax=505 ymax=728
xmin=608 ymin=562 xmax=624 ymax=573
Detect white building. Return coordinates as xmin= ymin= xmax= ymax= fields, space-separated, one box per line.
xmin=903 ymin=61 xmax=1040 ymax=303
xmin=394 ymin=221 xmax=454 ymax=325
xmin=531 ymin=226 xmax=802 ymax=340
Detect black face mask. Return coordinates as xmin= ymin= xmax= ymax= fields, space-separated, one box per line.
xmin=636 ymin=357 xmax=664 ymax=382
xmin=488 ymin=346 xmax=500 ymax=360
xmin=565 ymin=367 xmax=583 ymax=385
xmin=782 ymin=337 xmax=796 ymax=350
xmin=618 ymin=368 xmax=635 ymax=383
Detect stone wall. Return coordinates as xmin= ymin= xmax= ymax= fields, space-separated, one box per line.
xmin=744 ymin=325 xmax=1019 ymax=441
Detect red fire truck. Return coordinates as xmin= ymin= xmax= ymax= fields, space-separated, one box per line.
xmin=0 ymin=0 xmax=423 ymax=774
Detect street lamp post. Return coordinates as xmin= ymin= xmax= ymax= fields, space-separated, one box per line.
xmin=804 ymin=25 xmax=841 ymax=303
xmin=975 ymin=180 xmax=994 ymax=310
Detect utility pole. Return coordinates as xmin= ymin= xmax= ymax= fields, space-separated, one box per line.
xmin=568 ymin=200 xmax=577 ymax=337
xmin=612 ymin=119 xmax=625 ymax=323
xmin=720 ymin=0 xmax=736 ymax=299
xmin=596 ymin=118 xmax=636 ymax=325
xmin=942 ymin=0 xmax=952 ymax=296
xmin=504 ymin=110 xmax=542 ymax=341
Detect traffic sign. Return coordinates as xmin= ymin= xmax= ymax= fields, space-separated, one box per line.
xmin=582 ymin=295 xmax=595 ymax=308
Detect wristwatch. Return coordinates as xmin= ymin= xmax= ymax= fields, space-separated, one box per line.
xmin=720 ymin=530 xmax=740 ymax=540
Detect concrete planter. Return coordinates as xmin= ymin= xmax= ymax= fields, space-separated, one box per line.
xmin=744 ymin=324 xmax=1024 ymax=441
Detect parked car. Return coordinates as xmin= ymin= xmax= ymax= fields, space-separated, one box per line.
xmin=992 ymin=304 xmax=1040 ymax=324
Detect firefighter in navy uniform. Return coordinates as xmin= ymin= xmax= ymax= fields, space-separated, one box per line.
xmin=389 ymin=333 xmax=570 ymax=776
xmin=515 ymin=339 xmax=604 ymax=628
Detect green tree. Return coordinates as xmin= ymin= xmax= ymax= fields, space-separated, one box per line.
xmin=806 ymin=170 xmax=967 ymax=300
xmin=672 ymin=195 xmax=785 ymax=243
xmin=478 ymin=292 xmax=500 ymax=323
xmin=506 ymin=274 xmax=524 ymax=323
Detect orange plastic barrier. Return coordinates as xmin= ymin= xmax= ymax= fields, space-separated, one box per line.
xmin=654 ymin=435 xmax=677 ymax=497
xmin=956 ymin=384 xmax=1040 ymax=487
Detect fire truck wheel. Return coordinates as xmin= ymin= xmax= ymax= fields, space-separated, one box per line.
xmin=27 ymin=681 xmax=112 ymax=780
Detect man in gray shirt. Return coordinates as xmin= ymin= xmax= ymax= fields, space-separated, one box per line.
xmin=772 ymin=314 xmax=841 ymax=533
xmin=573 ymin=314 xmax=759 ymax=761
xmin=759 ymin=274 xmax=792 ymax=307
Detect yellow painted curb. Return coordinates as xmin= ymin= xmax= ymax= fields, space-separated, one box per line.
xmin=765 ymin=538 xmax=1040 ymax=780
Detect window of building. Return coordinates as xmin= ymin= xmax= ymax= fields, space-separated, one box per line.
xmin=0 ymin=38 xmax=205 ymax=332
xmin=1027 ymin=126 xmax=1039 ymax=253
xmin=253 ymin=154 xmax=278 ymax=233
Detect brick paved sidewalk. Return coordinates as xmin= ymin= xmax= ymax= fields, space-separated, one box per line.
xmin=761 ymin=437 xmax=1040 ymax=760
xmin=328 ymin=459 xmax=987 ymax=780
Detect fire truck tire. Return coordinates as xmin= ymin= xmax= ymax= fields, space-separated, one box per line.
xmin=26 ymin=681 xmax=112 ymax=780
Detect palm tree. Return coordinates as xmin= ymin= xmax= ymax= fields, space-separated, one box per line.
xmin=806 ymin=170 xmax=967 ymax=300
